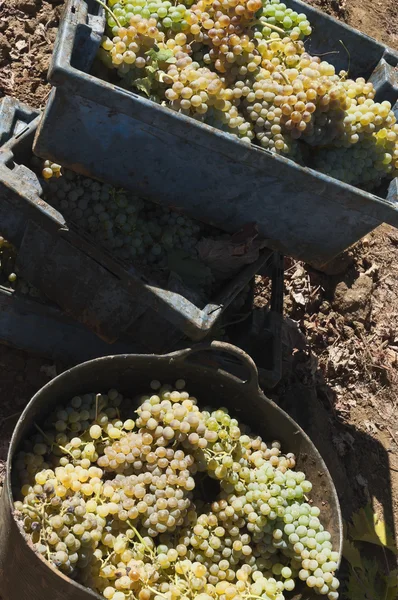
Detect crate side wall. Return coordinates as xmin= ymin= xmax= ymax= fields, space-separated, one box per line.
xmin=34 ymin=89 xmax=391 ymax=268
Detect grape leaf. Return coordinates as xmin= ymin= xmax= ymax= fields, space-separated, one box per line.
xmin=347 ymin=559 xmax=379 ymax=600
xmin=346 ymin=557 xmax=398 ymax=600
xmin=343 ymin=538 xmax=363 ymax=571
xmin=349 ymin=503 xmax=397 ymax=553
xmin=146 ymin=46 xmax=174 ymax=63
xmin=133 ymin=77 xmax=152 ymax=97
xmin=363 ymin=558 xmax=387 ymax=599
xmin=347 ymin=572 xmax=368 ymax=600
xmin=196 ymin=224 xmax=267 ymax=279
xmin=384 ymin=570 xmax=398 ymax=600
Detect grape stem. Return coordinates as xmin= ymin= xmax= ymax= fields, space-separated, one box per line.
xmin=34 ymin=423 xmax=74 ymax=459
xmin=147 ymin=586 xmax=169 ymax=599
xmin=339 ymin=39 xmax=351 ymax=76
xmin=260 ymin=22 xmax=286 ymax=35
xmin=0 ymin=411 xmax=22 ymax=430
xmin=21 ymin=504 xmax=51 ymax=527
xmin=95 ymin=393 xmax=101 ymax=421
xmin=127 ymin=521 xmax=155 ymax=557
xmin=94 ymin=0 xmax=122 ymax=28
xmin=280 ymin=71 xmax=291 ymax=85
xmin=100 ymin=550 xmax=116 ymax=569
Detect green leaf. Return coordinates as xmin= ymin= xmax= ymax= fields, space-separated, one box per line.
xmin=167 ymin=250 xmax=212 ymax=289
xmin=155 ymin=48 xmax=174 ymax=62
xmin=166 ymin=56 xmax=177 ymax=63
xmin=362 ymin=558 xmax=381 ymax=598
xmin=349 ymin=503 xmax=397 ymax=554
xmin=347 ymin=559 xmax=380 ymax=600
xmin=384 ymin=569 xmax=398 ymax=600
xmin=347 ymin=572 xmax=368 ymax=600
xmin=343 ymin=537 xmax=363 ymax=571
xmin=146 ymin=46 xmax=174 ymax=63
xmin=133 ymin=77 xmax=152 ymax=97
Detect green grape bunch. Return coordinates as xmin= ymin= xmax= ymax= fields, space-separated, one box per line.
xmin=95 ymin=0 xmax=398 ymax=190
xmin=33 ymin=157 xmax=203 ymax=270
xmin=14 ymin=380 xmax=341 ymax=600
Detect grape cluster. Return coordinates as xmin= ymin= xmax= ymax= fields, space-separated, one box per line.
xmin=14 ymin=380 xmax=340 ymax=600
xmin=97 ymin=0 xmax=398 ymax=189
xmin=312 ymin=125 xmax=398 ymax=187
xmin=42 ymin=160 xmax=62 ymax=180
xmin=0 ymin=235 xmax=43 ymax=298
xmin=256 ymin=1 xmax=312 ymax=40
xmin=35 ymin=159 xmax=206 ymax=270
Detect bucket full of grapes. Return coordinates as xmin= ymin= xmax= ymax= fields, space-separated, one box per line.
xmin=0 ymin=341 xmax=342 ymax=600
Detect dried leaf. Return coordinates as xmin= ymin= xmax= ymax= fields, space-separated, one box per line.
xmin=197 ymin=230 xmax=267 ymax=279
xmin=343 ymin=538 xmax=363 ymax=571
xmin=281 ymin=317 xmax=307 ymax=350
xmin=292 ymin=291 xmax=306 ymax=306
xmin=15 ymin=39 xmax=28 ymax=51
xmin=349 ymin=503 xmax=397 ymax=554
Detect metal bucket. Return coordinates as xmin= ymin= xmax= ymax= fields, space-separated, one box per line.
xmin=0 ymin=341 xmax=343 ymax=600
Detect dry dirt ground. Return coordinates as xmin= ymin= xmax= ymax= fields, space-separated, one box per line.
xmin=0 ymin=0 xmax=397 ymax=593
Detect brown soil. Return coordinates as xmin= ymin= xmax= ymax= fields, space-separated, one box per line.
xmin=269 ymin=226 xmax=398 ymax=528
xmin=0 ymin=0 xmax=61 ymax=107
xmin=306 ymin=0 xmax=398 ymax=48
xmin=0 ymin=0 xmax=397 ymax=593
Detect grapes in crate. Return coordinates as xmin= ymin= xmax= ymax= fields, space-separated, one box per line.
xmin=95 ymin=0 xmax=398 ymax=190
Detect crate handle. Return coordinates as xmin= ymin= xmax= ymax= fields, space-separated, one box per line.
xmin=0 ymin=97 xmax=40 ymax=147
xmin=168 ymin=341 xmax=260 ymax=392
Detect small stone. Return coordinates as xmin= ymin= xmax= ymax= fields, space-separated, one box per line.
xmin=333 ymin=275 xmax=373 ymax=322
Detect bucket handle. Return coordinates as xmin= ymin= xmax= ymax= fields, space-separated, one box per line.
xmin=168 ymin=341 xmax=260 ymax=392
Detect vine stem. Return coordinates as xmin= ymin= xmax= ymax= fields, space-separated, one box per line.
xmin=95 ymin=393 xmax=101 ymax=421
xmin=94 ymin=0 xmax=122 ymax=28
xmin=34 ymin=423 xmax=74 ymax=459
